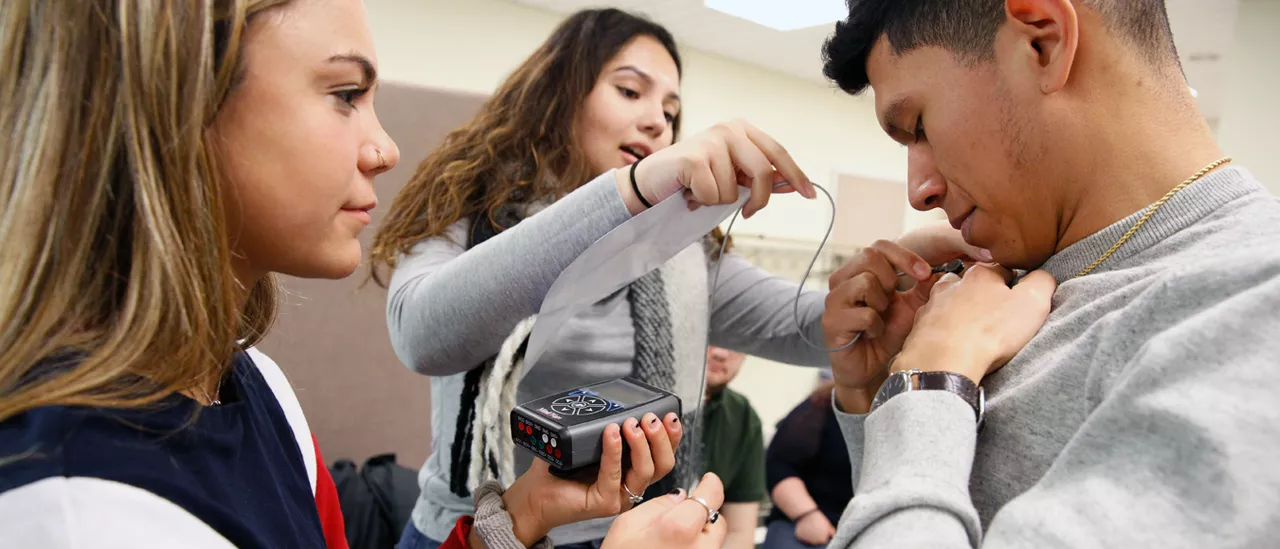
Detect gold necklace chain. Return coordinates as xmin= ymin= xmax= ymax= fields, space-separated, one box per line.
xmin=1075 ymin=157 xmax=1232 ymax=278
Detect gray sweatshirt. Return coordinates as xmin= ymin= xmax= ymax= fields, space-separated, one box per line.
xmin=830 ymin=167 xmax=1280 ymax=548
xmin=387 ymin=170 xmax=830 ymax=543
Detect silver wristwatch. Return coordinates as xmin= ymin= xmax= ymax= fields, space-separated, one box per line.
xmin=870 ymin=369 xmax=985 ymax=430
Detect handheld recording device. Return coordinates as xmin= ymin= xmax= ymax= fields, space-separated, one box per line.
xmin=511 ymin=378 xmax=681 ymax=479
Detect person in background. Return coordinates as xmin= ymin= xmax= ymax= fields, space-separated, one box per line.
xmin=700 ymin=346 xmax=767 ymax=549
xmin=369 ymin=8 xmax=834 ymax=548
xmin=761 ymin=380 xmax=852 ymax=549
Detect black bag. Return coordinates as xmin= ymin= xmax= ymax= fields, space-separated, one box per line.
xmin=329 ymin=454 xmax=421 ymax=549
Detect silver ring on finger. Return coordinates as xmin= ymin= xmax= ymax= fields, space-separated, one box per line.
xmin=623 ymin=483 xmax=644 ymax=507
xmin=689 ymin=496 xmax=720 ymax=524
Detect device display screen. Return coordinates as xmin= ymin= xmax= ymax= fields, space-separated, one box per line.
xmin=592 ymin=379 xmax=658 ymax=406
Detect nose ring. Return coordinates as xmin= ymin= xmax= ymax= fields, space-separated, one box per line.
xmin=375 ymin=149 xmax=387 ymax=170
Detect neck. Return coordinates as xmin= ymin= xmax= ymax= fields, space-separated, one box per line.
xmin=180 ymin=258 xmax=260 ymax=406
xmin=230 ymin=257 xmax=264 ymax=312
xmin=1053 ymin=72 xmax=1226 ymax=255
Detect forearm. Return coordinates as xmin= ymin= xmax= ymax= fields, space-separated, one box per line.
xmin=708 ymin=253 xmax=829 ymax=366
xmin=834 ymin=381 xmax=882 ymax=416
xmin=724 ymin=530 xmax=756 ymax=549
xmin=386 ymin=171 xmax=632 ymax=374
xmin=828 ymin=392 xmax=979 ymax=549
xmin=469 ymin=481 xmax=553 ymax=549
xmin=465 ymin=528 xmax=487 ymax=549
xmin=722 ymin=502 xmax=760 ymax=549
xmin=769 ymin=477 xmax=820 ymax=520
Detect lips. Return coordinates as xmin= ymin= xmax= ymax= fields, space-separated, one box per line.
xmin=948 ymin=208 xmax=971 ymax=231
xmin=342 ymin=199 xmax=377 ymax=225
xmin=620 ymin=143 xmax=651 ymax=164
xmin=949 ymin=207 xmax=977 ymax=243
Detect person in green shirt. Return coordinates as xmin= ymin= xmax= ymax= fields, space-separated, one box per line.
xmin=701 ymin=345 xmax=767 ymax=549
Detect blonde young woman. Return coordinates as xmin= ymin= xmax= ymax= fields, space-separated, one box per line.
xmin=0 ymin=1 xmax=806 ymax=548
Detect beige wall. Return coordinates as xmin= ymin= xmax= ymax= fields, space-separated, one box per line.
xmin=1219 ymin=0 xmax=1280 ymax=194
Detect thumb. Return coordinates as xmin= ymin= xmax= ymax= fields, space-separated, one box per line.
xmin=1013 ymin=269 xmax=1058 ymax=304
xmin=659 ymin=473 xmax=724 ymax=541
xmin=589 ymin=424 xmax=625 ymax=507
xmin=620 ymin=485 xmax=688 ymax=525
xmin=898 ymin=221 xmax=991 ymax=265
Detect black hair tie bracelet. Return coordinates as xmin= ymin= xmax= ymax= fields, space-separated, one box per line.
xmin=629 ymin=157 xmax=654 ymax=209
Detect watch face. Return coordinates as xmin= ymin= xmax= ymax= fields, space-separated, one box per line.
xmin=872 ymin=372 xmax=907 ymax=410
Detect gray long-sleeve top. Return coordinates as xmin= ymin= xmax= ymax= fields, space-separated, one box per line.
xmin=827 ymin=167 xmax=1280 ymax=548
xmin=387 ymin=170 xmax=830 ymax=544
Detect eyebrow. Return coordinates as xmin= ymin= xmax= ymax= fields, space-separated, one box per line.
xmin=614 ymin=65 xmax=681 ymax=104
xmin=328 ymin=52 xmax=377 ymax=86
xmin=881 ymin=97 xmax=908 ymax=136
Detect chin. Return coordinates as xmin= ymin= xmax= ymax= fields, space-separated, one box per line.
xmin=290 ymin=248 xmax=363 ymax=280
xmin=990 ymin=247 xmax=1043 ymax=272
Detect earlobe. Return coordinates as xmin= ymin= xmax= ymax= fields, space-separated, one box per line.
xmin=1005 ymin=0 xmax=1079 ymax=95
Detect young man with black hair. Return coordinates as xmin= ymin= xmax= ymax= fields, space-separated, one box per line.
xmin=817 ymin=0 xmax=1280 ymax=547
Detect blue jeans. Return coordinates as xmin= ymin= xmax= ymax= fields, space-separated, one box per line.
xmin=762 ymin=519 xmax=827 ymax=549
xmin=396 ymin=523 xmax=441 ymax=549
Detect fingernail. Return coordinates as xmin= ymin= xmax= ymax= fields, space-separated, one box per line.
xmin=649 ymin=417 xmax=660 ymax=427
xmin=805 ymin=187 xmax=817 ymax=199
xmin=668 ymin=488 xmax=685 ymax=500
xmin=914 ymin=262 xmax=931 ymax=278
xmin=672 ymin=416 xmax=680 ymax=424
xmin=980 ymin=249 xmax=994 ymax=262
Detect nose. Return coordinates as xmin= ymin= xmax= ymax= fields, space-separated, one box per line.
xmin=906 ymin=145 xmax=945 ymax=211
xmin=708 ymin=347 xmax=730 ymax=362
xmin=362 ymin=121 xmax=400 ymax=176
xmin=638 ymin=100 xmax=669 ymax=142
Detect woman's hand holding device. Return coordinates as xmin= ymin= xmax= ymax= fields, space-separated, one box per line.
xmin=498 ymin=413 xmax=683 ymax=546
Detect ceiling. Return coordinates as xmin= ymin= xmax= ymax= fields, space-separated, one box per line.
xmin=508 ymin=0 xmax=1240 ymax=125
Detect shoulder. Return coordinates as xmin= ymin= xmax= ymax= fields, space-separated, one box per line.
xmin=720 ymin=389 xmax=764 ymax=433
xmin=1138 ymin=243 xmax=1280 ymax=322
xmin=397 ymin=218 xmax=472 ymax=265
xmin=1168 ymin=182 xmax=1280 ymax=271
xmin=1116 ymin=188 xmax=1280 ymax=326
xmin=244 ymin=347 xmax=317 ymax=492
xmin=0 ymin=396 xmax=195 ymax=497
xmin=0 ymin=476 xmax=235 ymax=548
xmin=0 ymin=349 xmax=317 ymax=495
xmin=0 ymin=399 xmax=238 ymax=546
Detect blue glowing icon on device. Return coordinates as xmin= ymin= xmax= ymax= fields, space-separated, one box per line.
xmin=553 ymin=388 xmax=626 ymax=416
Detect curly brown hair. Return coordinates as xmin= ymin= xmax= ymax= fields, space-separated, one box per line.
xmin=369 ymin=9 xmax=683 ymax=285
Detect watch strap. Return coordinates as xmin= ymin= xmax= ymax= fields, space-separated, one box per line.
xmin=915 ymin=371 xmax=982 ymax=418
xmin=871 ymin=370 xmax=985 ymax=429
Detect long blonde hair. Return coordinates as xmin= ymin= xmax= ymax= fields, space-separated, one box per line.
xmin=0 ymin=0 xmax=290 ymax=422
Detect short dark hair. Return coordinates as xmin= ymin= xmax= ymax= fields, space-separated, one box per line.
xmin=822 ymin=0 xmax=1179 ymax=95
